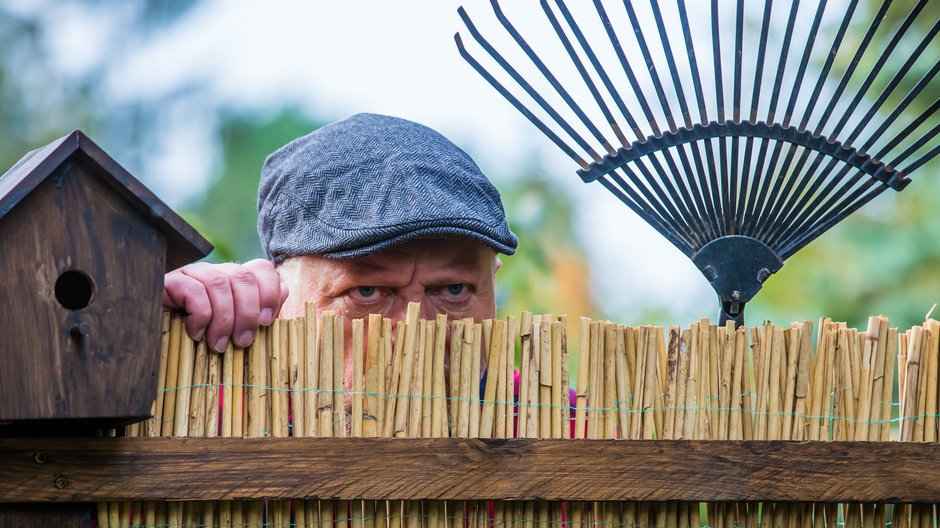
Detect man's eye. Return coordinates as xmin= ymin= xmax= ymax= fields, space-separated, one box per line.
xmin=348 ymin=286 xmax=382 ymax=303
xmin=358 ymin=286 xmax=377 ymax=298
xmin=437 ymin=284 xmax=470 ymax=302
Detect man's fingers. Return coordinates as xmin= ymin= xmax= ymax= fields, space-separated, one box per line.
xmin=163 ymin=271 xmax=212 ymax=341
xmin=244 ymin=259 xmax=284 ymax=325
xmin=163 ymin=260 xmax=282 ymax=352
xmin=180 ymin=263 xmax=236 ymax=353
xmin=216 ymin=263 xmax=261 ymax=349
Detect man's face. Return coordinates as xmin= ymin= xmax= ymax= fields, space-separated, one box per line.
xmin=277 ymin=238 xmax=499 ymax=323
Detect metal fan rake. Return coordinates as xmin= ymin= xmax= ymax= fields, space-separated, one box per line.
xmin=455 ymin=0 xmax=939 ymax=324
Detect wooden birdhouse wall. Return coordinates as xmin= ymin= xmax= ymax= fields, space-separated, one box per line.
xmin=0 ymin=132 xmax=212 ymax=427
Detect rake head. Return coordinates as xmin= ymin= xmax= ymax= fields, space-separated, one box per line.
xmin=456 ymin=0 xmax=939 ymax=325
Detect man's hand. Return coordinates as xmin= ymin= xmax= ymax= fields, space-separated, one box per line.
xmin=163 ymin=259 xmax=289 ymax=352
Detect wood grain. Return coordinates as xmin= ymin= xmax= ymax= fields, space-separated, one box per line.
xmin=0 ymin=130 xmax=212 ymax=424
xmin=1 ymin=437 xmax=938 ymax=503
xmin=0 ymin=159 xmax=164 ymax=423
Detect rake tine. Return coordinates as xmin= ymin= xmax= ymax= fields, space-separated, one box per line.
xmin=763 ymin=0 xmax=801 ymax=124
xmin=830 ymin=0 xmax=933 ymax=144
xmin=589 ymin=0 xmax=715 ymax=244
xmin=750 ymin=0 xmax=803 ymax=236
xmin=488 ymin=0 xmax=615 ymax=156
xmin=454 ymin=32 xmax=589 ymax=170
xmin=778 ymin=150 xmax=894 ymax=254
xmin=890 ymin=121 xmax=940 ymax=175
xmin=548 ymin=0 xmax=644 ymax=140
xmin=778 ymin=51 xmax=939 ymax=247
xmin=762 ymin=146 xmax=823 ymax=248
xmin=718 ymin=135 xmax=732 ymax=234
xmin=739 ymin=0 xmax=776 ymax=235
xmin=590 ymin=0 xmax=661 ymax=135
xmin=608 ymin=164 xmax=701 ymax=250
xmin=785 ymin=146 xmax=926 ymax=259
xmin=754 ymin=0 xmax=835 ymax=240
xmin=620 ymin=0 xmax=678 ymax=133
xmin=740 ymin=134 xmax=775 ymax=236
xmin=640 ymin=154 xmax=710 ymax=248
xmin=675 ymin=0 xmax=727 ymax=236
xmin=624 ymin=0 xmax=719 ymax=242
xmin=748 ymin=140 xmax=795 ymax=241
xmin=748 ymin=0 xmax=806 ymax=230
xmin=649 ymin=1 xmax=694 ymax=130
xmin=902 ymin=144 xmax=940 ymax=175
xmin=457 ymin=8 xmax=602 ymax=164
xmin=740 ymin=137 xmax=772 ymax=237
xmin=859 ymin=67 xmax=940 ymax=176
xmin=752 ymin=143 xmax=804 ymax=242
xmin=672 ymin=0 xmax=727 ymax=236
xmin=778 ymin=154 xmax=864 ymax=250
xmin=781 ymin=0 xmax=829 ymax=127
xmin=797 ymin=0 xmax=861 ymax=131
xmin=709 ymin=0 xmax=726 ymax=125
xmin=547 ymin=0 xmax=706 ymax=244
xmin=812 ymin=0 xmax=895 ymax=137
xmin=684 ymin=140 xmax=722 ymax=239
xmin=782 ymin=168 xmax=882 ymax=255
xmin=673 ymin=142 xmax=721 ymax=242
xmin=709 ymin=0 xmax=734 ymax=234
xmin=676 ymin=0 xmax=709 ymax=125
xmin=599 ymin=172 xmax=694 ymax=255
xmin=791 ymin=113 xmax=931 ymax=243
xmin=730 ymin=0 xmax=745 ymax=233
xmin=875 ymin=99 xmax=939 ymax=162
xmin=629 ymin=159 xmax=705 ymax=248
xmin=618 ymin=2 xmax=715 ymax=242
xmin=587 ymin=0 xmax=716 ymax=244
xmin=608 ymin=167 xmax=701 ymax=252
xmin=538 ymin=0 xmax=630 ymax=147
xmin=767 ymin=149 xmax=847 ymax=249
xmin=781 ymin=183 xmax=890 ymax=260
xmin=848 ymin=23 xmax=939 ymax=149
xmin=747 ymin=0 xmax=775 ymax=124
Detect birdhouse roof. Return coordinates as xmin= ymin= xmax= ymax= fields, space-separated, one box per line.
xmin=0 ymin=130 xmax=213 ymax=270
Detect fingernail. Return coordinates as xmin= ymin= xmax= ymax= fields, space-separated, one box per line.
xmin=214 ymin=337 xmax=229 ymax=353
xmin=260 ymin=308 xmax=274 ymax=325
xmin=194 ymin=329 xmax=205 ymax=341
xmin=236 ymin=330 xmax=254 ymax=348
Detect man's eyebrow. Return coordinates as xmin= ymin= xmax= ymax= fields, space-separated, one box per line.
xmin=337 ymin=258 xmax=414 ymax=286
xmin=423 ymin=258 xmax=489 ymax=282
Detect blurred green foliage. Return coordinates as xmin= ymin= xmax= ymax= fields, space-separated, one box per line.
xmin=179 ymin=110 xmax=326 ymax=263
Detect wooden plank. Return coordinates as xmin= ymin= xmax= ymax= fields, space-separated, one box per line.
xmin=1 ymin=438 xmax=938 ymax=503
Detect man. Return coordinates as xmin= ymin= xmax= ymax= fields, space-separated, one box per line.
xmin=163 ymin=113 xmax=517 ymax=351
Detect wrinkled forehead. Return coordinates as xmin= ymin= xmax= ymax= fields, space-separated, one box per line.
xmin=351 ymin=237 xmax=496 ymax=272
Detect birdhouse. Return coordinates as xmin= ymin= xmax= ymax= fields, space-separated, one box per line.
xmin=0 ymin=131 xmax=212 ymax=429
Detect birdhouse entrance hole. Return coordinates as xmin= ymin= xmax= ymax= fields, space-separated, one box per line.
xmin=54 ymin=270 xmax=94 ymax=310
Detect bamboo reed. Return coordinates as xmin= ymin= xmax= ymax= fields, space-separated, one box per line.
xmin=100 ymin=309 xmax=940 ymax=528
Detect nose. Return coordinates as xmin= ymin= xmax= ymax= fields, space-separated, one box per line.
xmin=390 ymin=290 xmax=438 ymax=323
xmin=418 ymin=300 xmax=439 ymax=321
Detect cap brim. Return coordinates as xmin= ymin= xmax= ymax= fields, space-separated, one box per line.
xmin=321 ymin=226 xmax=517 ymax=259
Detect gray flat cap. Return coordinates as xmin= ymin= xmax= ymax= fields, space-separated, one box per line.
xmin=258 ymin=113 xmax=518 ymax=262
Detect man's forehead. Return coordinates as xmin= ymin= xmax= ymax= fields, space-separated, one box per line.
xmin=349 ymin=238 xmax=494 ymax=271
